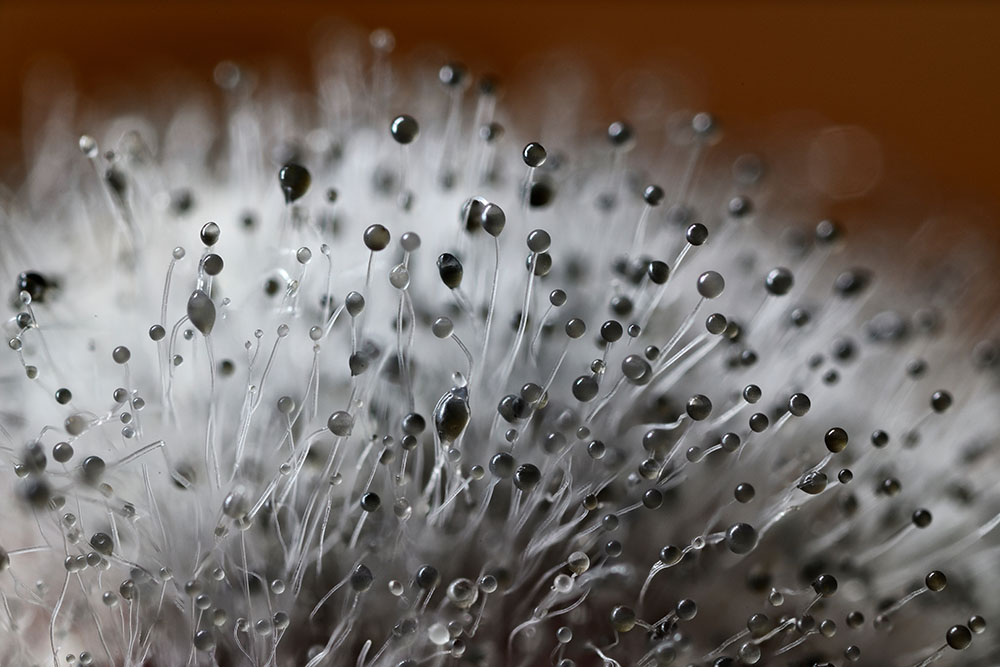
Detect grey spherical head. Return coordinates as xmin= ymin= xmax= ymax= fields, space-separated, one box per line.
xmin=697 ymin=271 xmax=725 ymax=299
xmin=431 ymin=317 xmax=454 ymax=339
xmin=203 ymin=254 xmax=224 ymax=276
xmin=187 ymin=290 xmax=216 ymax=336
xmin=489 ymin=452 xmax=515 ymax=478
xmin=565 ymin=318 xmax=586 ymax=339
xmin=200 ymin=221 xmax=221 ymax=246
xmin=526 ymin=229 xmax=551 ymax=253
xmin=364 ymin=224 xmax=391 ymax=251
xmin=686 ymin=223 xmax=709 ymax=246
xmin=345 ymin=291 xmax=365 ymax=317
xmin=481 ymin=203 xmax=506 ymax=237
xmin=400 ymin=231 xmax=421 ymax=252
xmin=788 ymin=392 xmax=811 ymax=416
xmin=765 ymin=267 xmax=795 ymax=296
xmin=327 ymin=411 xmax=354 ymax=437
xmin=522 ymin=142 xmax=547 ymax=168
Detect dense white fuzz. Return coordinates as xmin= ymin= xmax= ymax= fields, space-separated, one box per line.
xmin=0 ymin=27 xmax=998 ymax=667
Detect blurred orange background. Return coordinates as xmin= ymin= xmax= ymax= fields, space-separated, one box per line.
xmin=1 ymin=1 xmax=998 ymax=237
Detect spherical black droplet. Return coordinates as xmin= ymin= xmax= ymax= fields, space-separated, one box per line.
xmin=788 ymin=392 xmax=811 ymax=416
xmin=686 ymin=223 xmax=708 ymax=246
xmin=643 ymin=185 xmax=665 ymax=206
xmin=765 ymin=267 xmax=794 ymax=296
xmin=55 ymin=388 xmax=72 ymax=405
xmin=610 ymin=605 xmax=637 ymax=632
xmin=489 ymin=452 xmax=515 ymax=479
xmin=572 ymin=375 xmax=599 ymax=402
xmin=278 ymin=164 xmax=311 ymax=203
xmin=946 ymin=625 xmax=972 ymax=650
xmin=726 ymin=523 xmax=758 ymax=554
xmin=825 ymin=427 xmax=849 ymax=453
xmin=522 ymin=142 xmax=547 ymax=168
xmin=912 ymin=508 xmax=933 ymax=528
xmin=811 ymin=574 xmax=838 ymax=597
xmin=364 ymin=224 xmax=391 ymax=251
xmin=390 ymin=115 xmax=419 ymax=145
xmin=749 ymin=413 xmax=769 ymax=433
xmin=734 ymin=483 xmax=755 ymax=503
xmin=513 ymin=463 xmax=541 ymax=491
xmin=686 ymin=394 xmax=712 ymax=421
xmin=600 ymin=320 xmax=623 ymax=343
xmin=203 ymin=254 xmax=224 ymax=276
xmin=642 ymin=489 xmax=663 ymax=509
xmin=350 ymin=564 xmax=374 ymax=592
xmin=360 ymin=492 xmax=381 ymax=512
xmin=647 ymin=260 xmax=670 ymax=285
xmin=930 ymin=390 xmax=952 ymax=413
xmin=705 ymin=313 xmax=727 ymax=335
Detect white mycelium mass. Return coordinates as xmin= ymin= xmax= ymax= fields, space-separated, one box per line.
xmin=1 ymin=28 xmax=998 ymax=667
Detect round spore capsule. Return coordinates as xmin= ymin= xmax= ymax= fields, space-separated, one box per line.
xmin=925 ymin=570 xmax=947 ymax=592
xmin=416 ymin=565 xmax=440 ymax=589
xmin=825 ymin=427 xmax=849 ymax=453
xmin=327 ymin=411 xmax=354 ymax=436
xmin=481 ymin=203 xmax=506 ymax=237
xmin=278 ymin=164 xmax=311 ymax=203
xmin=203 ymin=254 xmax=224 ymax=275
xmin=436 ymin=253 xmax=463 ymax=289
xmin=527 ymin=229 xmax=551 ymax=253
xmin=726 ymin=523 xmax=758 ymax=554
xmin=489 ymin=452 xmax=515 ymax=478
xmin=697 ymin=271 xmax=725 ymax=299
xmin=812 ymin=574 xmax=838 ymax=597
xmin=513 ymin=464 xmax=541 ymax=491
xmin=788 ymin=392 xmax=811 ymax=416
xmin=643 ymin=185 xmax=665 ymax=206
xmin=706 ymin=313 xmax=727 ymax=334
xmin=734 ymin=483 xmax=755 ymax=503
xmin=686 ymin=394 xmax=712 ymax=421
xmin=647 ymin=260 xmax=670 ymax=285
xmin=572 ymin=376 xmax=599 ymax=402
xmin=112 ymin=346 xmax=131 ymax=364
xmin=676 ymin=598 xmax=698 ymax=620
xmin=350 ymin=564 xmax=374 ymax=592
xmin=390 ymin=115 xmax=419 ymax=144
xmin=686 ymin=223 xmax=708 ymax=246
xmin=522 ymin=142 xmax=547 ymax=168
xmin=610 ymin=605 xmax=636 ymax=632
xmin=764 ymin=267 xmax=794 ymax=296
xmin=946 ymin=625 xmax=972 ymax=650
xmin=364 ymin=224 xmax=391 ymax=251
xmin=912 ymin=508 xmax=933 ymax=528
xmin=360 ymin=492 xmax=381 ymax=512
xmin=931 ymin=390 xmax=952 ymax=413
